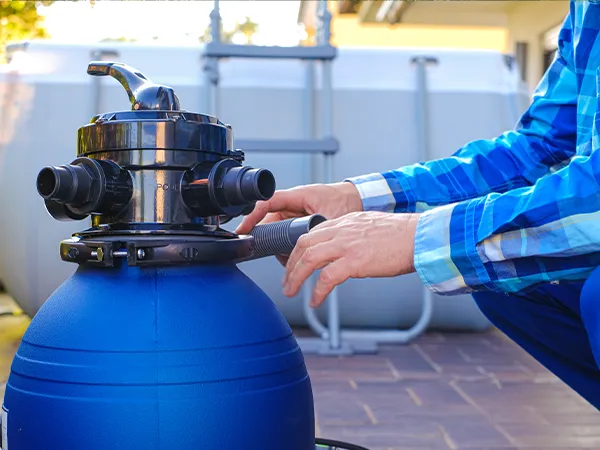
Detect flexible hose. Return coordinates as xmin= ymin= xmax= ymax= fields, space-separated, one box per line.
xmin=239 ymin=214 xmax=326 ymax=262
xmin=315 ymin=438 xmax=370 ymax=450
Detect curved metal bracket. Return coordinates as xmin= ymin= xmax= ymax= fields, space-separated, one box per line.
xmin=301 ymin=278 xmax=434 ymax=353
xmin=87 ymin=61 xmax=181 ymax=111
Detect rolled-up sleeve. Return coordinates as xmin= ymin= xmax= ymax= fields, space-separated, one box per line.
xmin=414 ymin=146 xmax=600 ymax=294
xmin=347 ymin=13 xmax=586 ymax=295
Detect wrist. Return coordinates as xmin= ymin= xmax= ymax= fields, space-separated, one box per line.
xmin=336 ymin=181 xmax=363 ymax=213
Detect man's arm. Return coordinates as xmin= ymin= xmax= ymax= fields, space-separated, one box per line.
xmin=414 ymin=144 xmax=600 ymax=294
xmin=347 ymin=16 xmax=577 ymax=214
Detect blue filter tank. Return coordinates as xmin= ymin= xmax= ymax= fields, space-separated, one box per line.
xmin=1 ymin=61 xmax=323 ymax=449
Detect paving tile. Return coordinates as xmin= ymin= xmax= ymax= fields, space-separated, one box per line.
xmin=498 ymin=422 xmax=600 ymax=438
xmin=306 ymin=354 xmax=398 ymax=382
xmin=408 ymin=343 xmax=497 ymax=377
xmin=484 ymin=409 xmax=549 ymax=426
xmin=438 ymin=416 xmax=514 ymax=448
xmin=351 ymin=381 xmax=478 ymax=420
xmin=378 ymin=346 xmax=440 ymax=376
xmin=310 ymin=379 xmax=358 ymax=395
xmin=310 ymin=370 xmax=398 ymax=382
xmin=516 ymin=448 xmax=584 ymax=450
xmin=354 ymin=446 xmax=449 ymax=450
xmin=450 ymin=378 xmax=593 ymax=416
xmin=318 ymin=424 xmax=448 ymax=448
xmin=306 ymin=354 xmax=393 ymax=371
xmin=540 ymin=413 xmax=600 ymax=426
xmin=397 ymin=380 xmax=475 ymax=412
xmin=314 ymin=395 xmax=373 ymax=426
xmin=494 ymin=422 xmax=600 ymax=448
xmin=504 ymin=434 xmax=600 ymax=448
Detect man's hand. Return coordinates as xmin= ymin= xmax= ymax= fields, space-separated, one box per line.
xmin=283 ymin=211 xmax=421 ymax=308
xmin=236 ymin=182 xmax=363 ymax=265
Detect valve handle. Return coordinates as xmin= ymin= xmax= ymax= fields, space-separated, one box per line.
xmin=240 ymin=214 xmax=327 ymax=262
xmin=87 ymin=61 xmax=180 ymax=111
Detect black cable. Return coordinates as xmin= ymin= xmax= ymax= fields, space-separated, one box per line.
xmin=315 ymin=438 xmax=371 ymax=450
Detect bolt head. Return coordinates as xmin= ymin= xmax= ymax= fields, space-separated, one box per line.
xmin=67 ymin=247 xmax=79 ymax=259
xmin=137 ymin=249 xmax=146 ymax=260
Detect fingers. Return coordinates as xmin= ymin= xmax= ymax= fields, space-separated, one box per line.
xmin=283 ymin=225 xmax=339 ymax=286
xmin=283 ymin=241 xmax=344 ymax=298
xmin=235 ymin=189 xmax=305 ymax=234
xmin=311 ymin=258 xmax=352 ymax=307
xmin=236 ymin=201 xmax=272 ymax=234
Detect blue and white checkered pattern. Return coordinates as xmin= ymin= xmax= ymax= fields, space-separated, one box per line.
xmin=348 ymin=1 xmax=600 ymax=295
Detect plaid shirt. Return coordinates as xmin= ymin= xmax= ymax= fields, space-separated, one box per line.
xmin=347 ymin=1 xmax=600 ymax=295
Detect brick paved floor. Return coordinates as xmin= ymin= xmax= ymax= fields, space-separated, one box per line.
xmin=1 ymin=294 xmax=599 ymax=449
xmin=307 ymin=331 xmax=600 ymax=449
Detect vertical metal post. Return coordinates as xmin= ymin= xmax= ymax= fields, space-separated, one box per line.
xmin=204 ymin=0 xmax=222 ymax=116
xmin=304 ymin=61 xmax=318 ymax=184
xmin=301 ymin=57 xmax=321 ymax=335
xmin=317 ymin=0 xmax=341 ymax=351
xmin=412 ymin=55 xmax=437 ymax=339
xmin=412 ymin=56 xmax=436 ymax=161
xmin=303 ymin=60 xmax=317 ymax=186
xmin=309 ymin=57 xmax=439 ymax=348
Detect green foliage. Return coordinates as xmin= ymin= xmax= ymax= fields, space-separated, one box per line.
xmin=0 ymin=2 xmax=260 ymax=63
xmin=0 ymin=1 xmax=56 ymax=62
xmin=237 ymin=16 xmax=258 ymax=45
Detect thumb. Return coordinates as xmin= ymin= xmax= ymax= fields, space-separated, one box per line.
xmin=235 ymin=189 xmax=304 ymax=234
xmin=236 ymin=201 xmax=270 ymax=234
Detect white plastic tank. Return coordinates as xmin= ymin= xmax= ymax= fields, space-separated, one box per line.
xmin=0 ymin=41 xmax=529 ymax=329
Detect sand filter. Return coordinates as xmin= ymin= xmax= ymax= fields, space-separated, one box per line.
xmin=1 ymin=62 xmax=365 ymax=450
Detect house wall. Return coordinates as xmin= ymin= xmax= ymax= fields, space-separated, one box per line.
xmin=507 ymin=1 xmax=569 ymax=92
xmin=300 ymin=0 xmax=570 ymax=92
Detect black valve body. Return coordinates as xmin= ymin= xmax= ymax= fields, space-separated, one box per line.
xmin=38 ymin=62 xmax=275 ymax=240
xmin=37 ymin=61 xmax=277 ymax=267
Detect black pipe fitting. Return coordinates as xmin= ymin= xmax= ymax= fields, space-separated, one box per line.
xmin=37 ymin=164 xmax=92 ymax=205
xmin=222 ymin=166 xmax=275 ymax=205
xmin=239 ymin=214 xmax=326 ymax=262
xmin=37 ymin=157 xmax=133 ymax=221
xmin=182 ymin=159 xmax=275 ymax=220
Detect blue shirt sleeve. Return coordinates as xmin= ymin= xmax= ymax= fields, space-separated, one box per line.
xmin=346 ymin=15 xmax=577 ymax=215
xmin=347 ymin=13 xmax=586 ymax=295
xmin=414 ymin=143 xmax=600 ymax=295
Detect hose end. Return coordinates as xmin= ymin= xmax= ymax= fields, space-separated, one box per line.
xmin=239 ymin=214 xmax=327 ymax=262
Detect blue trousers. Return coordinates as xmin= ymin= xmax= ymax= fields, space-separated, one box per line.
xmin=472 ymin=266 xmax=600 ymax=411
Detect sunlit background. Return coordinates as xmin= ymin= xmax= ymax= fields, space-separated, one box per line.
xmin=39 ymin=1 xmax=306 ymax=46
xmin=1 ymin=0 xmax=566 ymax=91
xmin=3 ymin=1 xmax=598 ymax=449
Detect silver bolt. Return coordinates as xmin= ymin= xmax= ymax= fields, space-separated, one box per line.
xmin=137 ymin=249 xmax=146 ymax=260
xmin=112 ymin=250 xmax=128 ymax=258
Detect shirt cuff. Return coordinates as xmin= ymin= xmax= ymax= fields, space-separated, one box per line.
xmin=413 ymin=197 xmax=501 ymax=295
xmin=345 ymin=171 xmax=412 ymax=213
